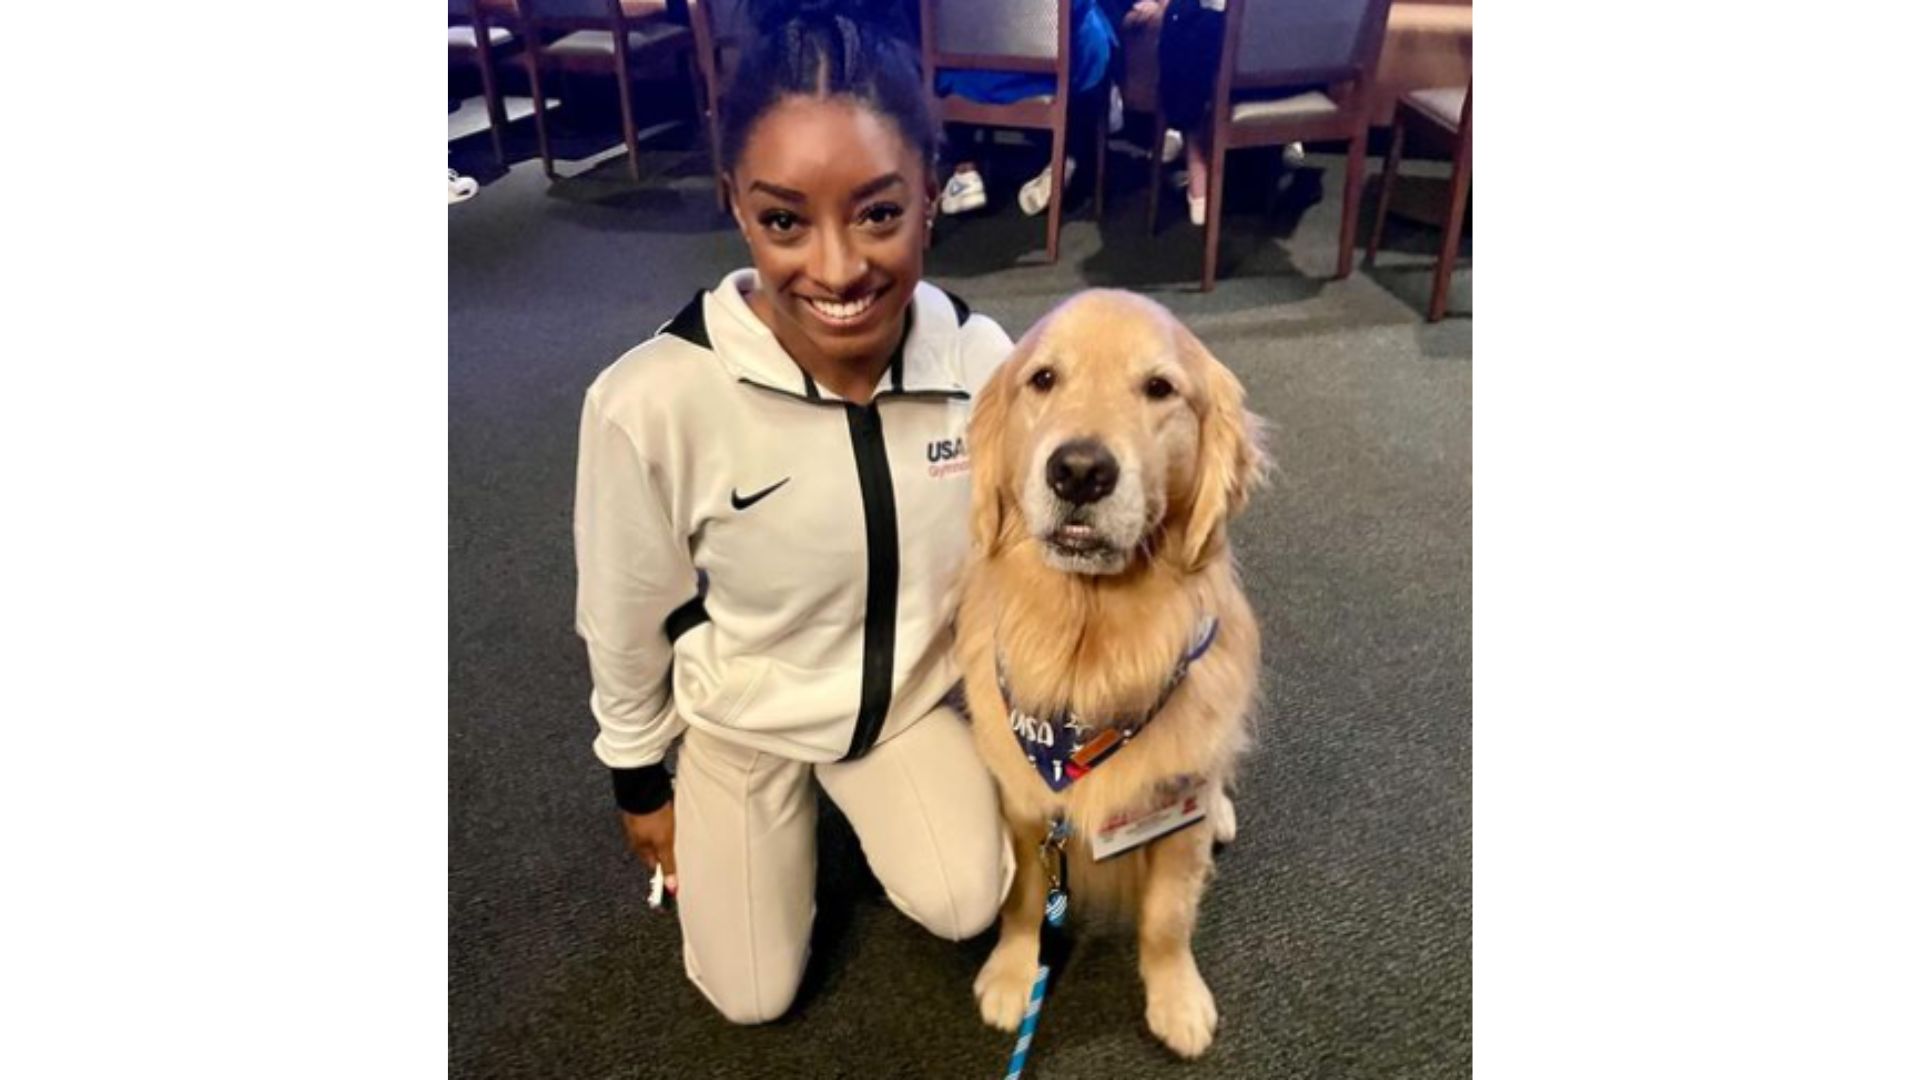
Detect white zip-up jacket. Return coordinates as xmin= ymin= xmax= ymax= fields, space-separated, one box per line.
xmin=575 ymin=270 xmax=1014 ymax=811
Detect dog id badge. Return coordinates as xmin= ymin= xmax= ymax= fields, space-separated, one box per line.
xmin=1088 ymin=776 xmax=1210 ymax=861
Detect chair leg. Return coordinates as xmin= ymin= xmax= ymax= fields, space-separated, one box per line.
xmin=700 ymin=66 xmax=727 ymax=211
xmin=611 ymin=41 xmax=643 ymax=182
xmin=1367 ymin=111 xmax=1405 ymax=268
xmin=1147 ymin=109 xmax=1166 ymax=235
xmin=524 ymin=43 xmax=555 ymax=178
xmin=1200 ymin=137 xmax=1226 ymax=291
xmin=472 ymin=17 xmax=508 ymax=165
xmin=1335 ymin=131 xmax=1366 ymax=280
xmin=1429 ymin=149 xmax=1470 ymax=322
xmin=1045 ymin=123 xmax=1067 ymax=264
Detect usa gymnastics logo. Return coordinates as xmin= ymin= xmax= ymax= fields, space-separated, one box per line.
xmin=927 ymin=436 xmax=970 ymax=479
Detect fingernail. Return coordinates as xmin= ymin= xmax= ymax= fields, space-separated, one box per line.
xmin=665 ymin=875 xmax=679 ymax=895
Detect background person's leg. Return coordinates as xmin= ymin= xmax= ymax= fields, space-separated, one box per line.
xmin=816 ymin=707 xmax=1012 ymax=942
xmin=672 ymin=727 xmax=818 ymax=1024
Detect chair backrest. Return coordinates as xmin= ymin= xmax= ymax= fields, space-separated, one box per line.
xmin=1233 ymin=0 xmax=1394 ymax=87
xmin=921 ymin=0 xmax=1065 ymax=64
xmin=452 ymin=1 xmax=526 ymax=30
xmin=520 ymin=0 xmax=619 ymax=24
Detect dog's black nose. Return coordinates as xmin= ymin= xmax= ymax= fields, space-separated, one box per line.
xmin=1046 ymin=439 xmax=1119 ymax=506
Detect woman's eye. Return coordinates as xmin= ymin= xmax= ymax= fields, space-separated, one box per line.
xmin=862 ymin=202 xmax=904 ymax=226
xmin=1028 ymin=367 xmax=1056 ymax=392
xmin=760 ymin=210 xmax=800 ymax=234
xmin=1144 ymin=376 xmax=1176 ymax=400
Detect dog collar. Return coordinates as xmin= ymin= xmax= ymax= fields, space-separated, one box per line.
xmin=998 ymin=615 xmax=1220 ymax=793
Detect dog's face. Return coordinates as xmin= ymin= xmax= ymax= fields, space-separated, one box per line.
xmin=969 ymin=291 xmax=1266 ymax=575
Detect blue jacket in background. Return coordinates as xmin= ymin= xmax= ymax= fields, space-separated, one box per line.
xmin=932 ymin=0 xmax=1117 ymax=104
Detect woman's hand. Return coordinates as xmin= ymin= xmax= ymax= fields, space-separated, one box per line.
xmin=621 ymin=803 xmax=678 ymax=893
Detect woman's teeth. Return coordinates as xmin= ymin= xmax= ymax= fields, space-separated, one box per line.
xmin=806 ymin=293 xmax=877 ymax=321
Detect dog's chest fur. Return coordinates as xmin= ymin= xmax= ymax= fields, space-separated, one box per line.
xmin=959 ymin=550 xmax=1258 ymax=836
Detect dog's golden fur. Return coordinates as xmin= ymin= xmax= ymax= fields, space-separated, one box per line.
xmin=957 ymin=290 xmax=1267 ymax=1059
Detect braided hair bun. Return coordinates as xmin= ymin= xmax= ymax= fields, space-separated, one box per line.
xmin=719 ymin=0 xmax=937 ymax=177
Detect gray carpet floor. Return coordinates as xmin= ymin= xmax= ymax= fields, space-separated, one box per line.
xmin=450 ymin=117 xmax=1470 ymax=1079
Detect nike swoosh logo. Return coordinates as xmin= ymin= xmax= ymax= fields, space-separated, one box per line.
xmin=730 ymin=477 xmax=791 ymax=511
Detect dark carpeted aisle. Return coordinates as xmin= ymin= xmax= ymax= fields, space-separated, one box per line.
xmin=449 ymin=115 xmax=1470 ymax=1079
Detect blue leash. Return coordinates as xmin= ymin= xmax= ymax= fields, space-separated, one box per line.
xmin=1004 ymin=819 xmax=1074 ymax=1080
xmin=1002 ymin=964 xmax=1050 ymax=1080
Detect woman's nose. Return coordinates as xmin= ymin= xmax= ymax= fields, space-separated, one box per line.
xmin=810 ymin=228 xmax=868 ymax=293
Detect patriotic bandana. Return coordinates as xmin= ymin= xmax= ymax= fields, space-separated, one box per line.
xmin=999 ymin=615 xmax=1220 ymax=793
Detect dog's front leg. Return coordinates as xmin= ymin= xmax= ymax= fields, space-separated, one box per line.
xmin=973 ymin=814 xmax=1048 ymax=1031
xmin=1139 ymin=823 xmax=1218 ymax=1058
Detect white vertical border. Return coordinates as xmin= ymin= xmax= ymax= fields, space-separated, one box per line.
xmin=1479 ymin=2 xmax=1920 ymax=1078
xmin=3 ymin=4 xmax=447 ymax=1077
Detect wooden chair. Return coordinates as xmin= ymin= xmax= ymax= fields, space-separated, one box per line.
xmin=688 ymin=0 xmax=750 ymax=210
xmin=516 ymin=0 xmax=700 ymax=182
xmin=919 ymin=0 xmax=1105 ymax=264
xmin=1150 ymin=0 xmax=1393 ymax=291
xmin=1366 ymin=83 xmax=1470 ymax=321
xmin=448 ymin=0 xmax=518 ymax=164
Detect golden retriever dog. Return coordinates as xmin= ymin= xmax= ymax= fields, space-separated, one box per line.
xmin=957 ymin=290 xmax=1267 ymax=1059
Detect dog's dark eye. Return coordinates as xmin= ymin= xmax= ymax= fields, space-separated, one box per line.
xmin=1028 ymin=367 xmax=1056 ymax=392
xmin=1144 ymin=376 xmax=1177 ymax=400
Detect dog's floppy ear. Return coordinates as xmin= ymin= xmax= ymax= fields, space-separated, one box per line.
xmin=968 ymin=357 xmax=1019 ymax=556
xmin=1178 ymin=324 xmax=1270 ymax=571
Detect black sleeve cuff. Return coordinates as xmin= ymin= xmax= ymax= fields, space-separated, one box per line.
xmin=610 ymin=764 xmax=673 ymax=815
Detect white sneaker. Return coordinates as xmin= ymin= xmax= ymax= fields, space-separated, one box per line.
xmin=448 ymin=168 xmax=478 ymax=204
xmin=1018 ymin=156 xmax=1076 ymax=216
xmin=940 ymin=168 xmax=986 ymax=214
xmin=1161 ymin=128 xmax=1184 ymax=164
xmin=1109 ymin=85 xmax=1124 ymax=134
xmin=1282 ymin=141 xmax=1306 ymax=167
xmin=1188 ymin=190 xmax=1206 ymax=227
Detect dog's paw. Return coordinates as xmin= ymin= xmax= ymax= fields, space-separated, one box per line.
xmin=1145 ymin=969 xmax=1219 ymax=1059
xmin=1212 ymin=792 xmax=1238 ymax=846
xmin=973 ymin=939 xmax=1041 ymax=1032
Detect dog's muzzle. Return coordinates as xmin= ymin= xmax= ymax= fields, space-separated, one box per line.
xmin=1026 ymin=437 xmax=1148 ymax=573
xmin=1044 ymin=439 xmax=1120 ymax=556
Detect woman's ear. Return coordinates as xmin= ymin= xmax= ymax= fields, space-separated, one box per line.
xmin=1178 ymin=325 xmax=1270 ymax=571
xmin=968 ymin=359 xmax=1019 ymax=557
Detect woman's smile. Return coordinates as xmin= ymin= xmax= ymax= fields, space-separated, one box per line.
xmin=799 ymin=285 xmax=889 ymax=331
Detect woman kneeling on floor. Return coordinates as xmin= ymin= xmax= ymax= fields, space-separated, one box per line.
xmin=573 ymin=0 xmax=1017 ymax=1025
